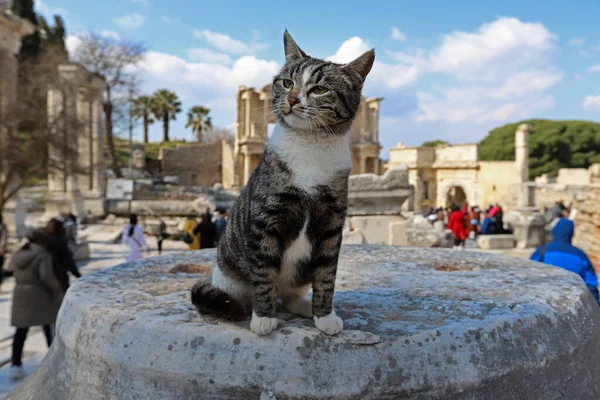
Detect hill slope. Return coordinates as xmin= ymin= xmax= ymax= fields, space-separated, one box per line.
xmin=479 ymin=119 xmax=600 ymax=180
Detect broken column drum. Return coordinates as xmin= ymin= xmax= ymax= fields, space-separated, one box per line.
xmin=10 ymin=246 xmax=600 ymax=399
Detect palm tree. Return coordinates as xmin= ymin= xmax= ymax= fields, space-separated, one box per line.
xmin=185 ymin=106 xmax=212 ymax=142
xmin=131 ymin=96 xmax=154 ymax=143
xmin=151 ymin=89 xmax=182 ymax=142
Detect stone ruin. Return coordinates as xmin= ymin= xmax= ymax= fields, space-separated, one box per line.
xmin=10 ymin=247 xmax=600 ymax=399
xmin=342 ymin=166 xmax=456 ymax=248
xmin=342 ymin=167 xmax=413 ymax=245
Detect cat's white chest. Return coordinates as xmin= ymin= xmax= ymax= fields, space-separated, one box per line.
xmin=277 ymin=219 xmax=311 ymax=293
xmin=269 ymin=124 xmax=351 ymax=191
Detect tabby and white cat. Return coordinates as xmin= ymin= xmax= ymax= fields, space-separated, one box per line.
xmin=191 ymin=31 xmax=374 ymax=336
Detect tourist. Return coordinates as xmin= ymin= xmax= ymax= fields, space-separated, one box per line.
xmin=7 ymin=229 xmax=63 ymax=381
xmin=468 ymin=206 xmax=481 ymax=239
xmin=481 ymin=212 xmax=494 ymax=235
xmin=44 ymin=218 xmax=81 ymax=292
xmin=530 ymin=219 xmax=599 ymax=305
xmin=491 ymin=204 xmax=506 ymax=234
xmin=63 ymin=213 xmax=78 ymax=245
xmin=122 ymin=214 xmax=148 ymax=262
xmin=0 ymin=215 xmax=8 ymax=290
xmin=214 ymin=208 xmax=227 ymax=241
xmin=193 ymin=212 xmax=218 ymax=249
xmin=447 ymin=205 xmax=467 ymax=250
xmin=156 ymin=219 xmax=169 ymax=255
xmin=183 ymin=215 xmax=200 ymax=250
xmin=545 ymin=201 xmax=567 ymax=224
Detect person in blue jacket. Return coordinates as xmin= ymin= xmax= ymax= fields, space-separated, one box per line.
xmin=531 ymin=218 xmax=599 ymax=304
xmin=480 ymin=212 xmax=494 ymax=235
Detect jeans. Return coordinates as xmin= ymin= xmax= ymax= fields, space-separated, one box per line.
xmin=12 ymin=325 xmax=53 ymax=366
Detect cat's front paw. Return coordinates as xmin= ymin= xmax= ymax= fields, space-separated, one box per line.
xmin=314 ymin=311 xmax=343 ymax=335
xmin=250 ymin=312 xmax=279 ymax=336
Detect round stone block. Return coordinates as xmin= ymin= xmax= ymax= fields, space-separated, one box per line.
xmin=10 ymin=246 xmax=600 ymax=399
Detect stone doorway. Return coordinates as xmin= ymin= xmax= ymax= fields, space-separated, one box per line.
xmin=446 ymin=186 xmax=467 ymax=207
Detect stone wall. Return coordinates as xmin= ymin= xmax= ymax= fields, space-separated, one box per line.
xmin=160 ymin=141 xmax=225 ymax=187
xmin=572 ymin=185 xmax=600 ymax=271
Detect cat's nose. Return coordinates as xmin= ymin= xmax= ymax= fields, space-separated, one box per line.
xmin=288 ymin=95 xmax=300 ymax=107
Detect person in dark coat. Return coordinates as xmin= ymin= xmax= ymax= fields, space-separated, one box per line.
xmin=214 ymin=208 xmax=227 ymax=241
xmin=7 ymin=229 xmax=64 ymax=381
xmin=44 ymin=218 xmax=81 ymax=292
xmin=531 ymin=219 xmax=599 ymax=305
xmin=193 ymin=212 xmax=218 ymax=249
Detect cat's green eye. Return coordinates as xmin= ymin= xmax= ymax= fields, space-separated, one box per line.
xmin=282 ymin=79 xmax=294 ymax=89
xmin=311 ymin=86 xmax=328 ymax=95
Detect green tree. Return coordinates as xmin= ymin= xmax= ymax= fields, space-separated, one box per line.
xmin=131 ymin=96 xmax=154 ymax=143
xmin=185 ymin=106 xmax=212 ymax=142
xmin=152 ymin=90 xmax=181 ymax=142
xmin=479 ymin=119 xmax=600 ymax=179
xmin=12 ymin=0 xmax=39 ymax=58
xmin=421 ymin=139 xmax=449 ymax=148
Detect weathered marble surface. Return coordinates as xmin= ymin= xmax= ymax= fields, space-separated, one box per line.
xmin=10 ymin=246 xmax=600 ymax=399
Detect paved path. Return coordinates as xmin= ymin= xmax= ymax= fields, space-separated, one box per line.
xmin=0 ymin=226 xmax=188 ymax=398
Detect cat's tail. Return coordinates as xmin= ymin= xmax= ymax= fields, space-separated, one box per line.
xmin=190 ymin=281 xmax=247 ymax=321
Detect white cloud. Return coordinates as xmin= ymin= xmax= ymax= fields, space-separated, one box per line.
xmin=132 ymin=0 xmax=149 ymax=6
xmin=137 ymin=51 xmax=279 ymax=106
xmin=583 ymin=96 xmax=600 ymax=111
xmin=65 ymin=35 xmax=82 ymax=56
xmin=490 ymin=69 xmax=563 ymax=100
xmin=405 ymin=18 xmax=562 ymax=127
xmin=327 ymin=36 xmax=371 ymax=63
xmin=134 ymin=51 xmax=279 ymax=140
xmin=327 ymin=37 xmax=419 ymax=91
xmin=586 ymin=64 xmax=600 ymax=73
xmin=429 ymin=17 xmax=556 ymax=81
xmin=194 ymin=30 xmax=269 ymax=55
xmin=416 ymin=85 xmax=555 ymax=125
xmin=113 ymin=13 xmax=145 ymax=30
xmin=568 ymin=37 xmax=586 ymax=47
xmin=187 ymin=48 xmax=233 ymax=64
xmin=100 ymin=30 xmax=120 ymax=40
xmin=391 ymin=27 xmax=407 ymax=42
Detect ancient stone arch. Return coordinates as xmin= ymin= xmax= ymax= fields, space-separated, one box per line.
xmin=437 ymin=181 xmax=477 ymax=209
xmin=231 ymin=84 xmax=383 ymax=188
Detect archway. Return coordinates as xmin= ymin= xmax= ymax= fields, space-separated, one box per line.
xmin=446 ymin=186 xmax=467 ymax=208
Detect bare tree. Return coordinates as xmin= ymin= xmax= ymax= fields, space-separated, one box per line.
xmin=72 ymin=33 xmax=145 ymax=178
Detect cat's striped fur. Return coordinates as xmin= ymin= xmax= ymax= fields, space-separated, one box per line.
xmin=191 ymin=31 xmax=375 ymax=336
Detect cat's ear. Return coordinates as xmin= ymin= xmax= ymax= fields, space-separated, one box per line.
xmin=344 ymin=49 xmax=375 ymax=82
xmin=283 ymin=30 xmax=307 ymax=62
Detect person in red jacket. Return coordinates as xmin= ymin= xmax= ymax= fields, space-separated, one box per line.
xmin=447 ymin=205 xmax=467 ymax=250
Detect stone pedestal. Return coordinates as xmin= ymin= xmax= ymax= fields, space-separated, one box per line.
xmin=505 ymin=208 xmax=546 ymax=249
xmin=476 ymin=234 xmax=516 ymax=249
xmin=12 ymin=246 xmax=600 ymax=399
xmin=347 ymin=166 xmax=412 ymax=216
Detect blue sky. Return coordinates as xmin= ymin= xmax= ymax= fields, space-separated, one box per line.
xmin=37 ymin=0 xmax=600 ymax=157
